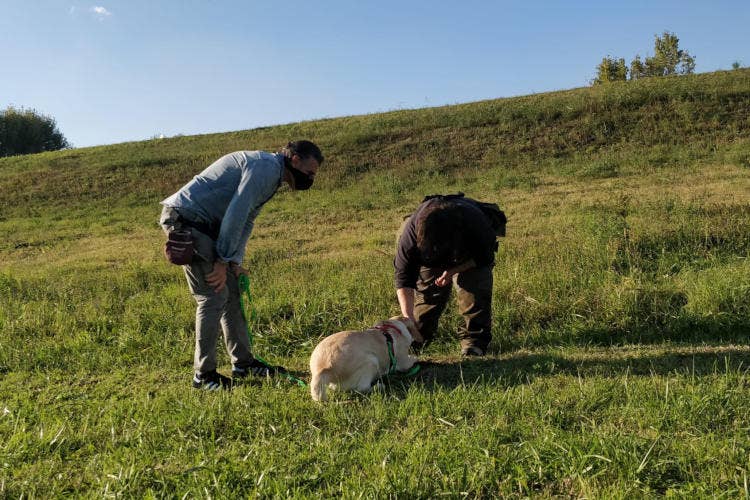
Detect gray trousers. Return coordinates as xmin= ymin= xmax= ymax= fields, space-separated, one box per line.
xmin=160 ymin=206 xmax=254 ymax=377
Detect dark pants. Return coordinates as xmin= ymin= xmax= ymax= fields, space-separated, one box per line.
xmin=414 ymin=265 xmax=493 ymax=352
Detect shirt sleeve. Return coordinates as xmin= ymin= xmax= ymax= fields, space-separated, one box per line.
xmin=215 ymin=159 xmax=279 ymax=263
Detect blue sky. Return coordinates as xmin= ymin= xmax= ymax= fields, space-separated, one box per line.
xmin=2 ymin=1 xmax=748 ymax=148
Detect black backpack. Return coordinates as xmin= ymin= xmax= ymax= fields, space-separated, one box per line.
xmin=422 ymin=192 xmax=507 ymax=237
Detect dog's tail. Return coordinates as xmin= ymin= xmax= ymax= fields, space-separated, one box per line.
xmin=310 ymin=370 xmax=329 ymax=402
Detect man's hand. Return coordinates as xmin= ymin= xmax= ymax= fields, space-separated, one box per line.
xmin=206 ymin=261 xmax=229 ymax=293
xmin=230 ymin=263 xmax=248 ymax=278
xmin=435 ymin=259 xmax=477 ymax=287
xmin=435 ymin=270 xmax=454 ymax=287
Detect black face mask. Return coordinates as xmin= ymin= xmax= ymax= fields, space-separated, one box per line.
xmin=288 ymin=165 xmax=314 ymax=190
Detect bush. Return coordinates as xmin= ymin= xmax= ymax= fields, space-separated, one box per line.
xmin=0 ymin=106 xmax=69 ymax=157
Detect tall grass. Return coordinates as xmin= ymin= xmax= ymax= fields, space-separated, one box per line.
xmin=1 ymin=69 xmax=749 ymax=496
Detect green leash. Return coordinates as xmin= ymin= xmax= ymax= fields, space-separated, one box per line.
xmin=376 ymin=338 xmax=422 ymax=384
xmin=377 ymin=326 xmax=423 ymax=379
xmin=400 ymin=363 xmax=421 ymax=377
xmin=237 ymin=274 xmax=307 ymax=388
xmin=383 ymin=332 xmax=398 ymax=376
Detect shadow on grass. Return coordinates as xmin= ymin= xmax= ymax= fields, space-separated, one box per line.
xmin=496 ymin=313 xmax=750 ymax=352
xmin=387 ymin=343 xmax=750 ymax=393
xmin=558 ymin=318 xmax=750 ymax=349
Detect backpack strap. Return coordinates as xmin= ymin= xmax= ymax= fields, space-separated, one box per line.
xmin=421 ymin=192 xmax=465 ymax=203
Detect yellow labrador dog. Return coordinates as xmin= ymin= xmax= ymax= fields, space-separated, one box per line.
xmin=309 ymin=316 xmax=422 ymax=401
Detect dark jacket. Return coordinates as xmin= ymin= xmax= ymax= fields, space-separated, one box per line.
xmin=394 ymin=197 xmax=497 ymax=289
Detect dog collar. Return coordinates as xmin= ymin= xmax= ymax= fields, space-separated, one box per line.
xmin=373 ymin=323 xmax=402 ymax=337
xmin=373 ymin=324 xmax=399 ymax=375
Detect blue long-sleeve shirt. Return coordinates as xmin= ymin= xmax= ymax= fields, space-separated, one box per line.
xmin=161 ymin=151 xmax=284 ymax=264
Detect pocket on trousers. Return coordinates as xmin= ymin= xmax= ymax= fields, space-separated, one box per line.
xmin=164 ymin=229 xmax=194 ymax=265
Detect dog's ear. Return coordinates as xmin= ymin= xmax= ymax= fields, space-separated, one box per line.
xmin=403 ymin=318 xmax=424 ymax=344
xmin=390 ymin=316 xmax=424 ymax=344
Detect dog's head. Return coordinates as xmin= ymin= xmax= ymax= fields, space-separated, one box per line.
xmin=387 ymin=315 xmax=424 ymax=344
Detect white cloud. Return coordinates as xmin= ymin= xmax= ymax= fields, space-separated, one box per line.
xmin=90 ymin=6 xmax=112 ymax=20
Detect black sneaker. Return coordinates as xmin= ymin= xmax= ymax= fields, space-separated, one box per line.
xmin=232 ymin=359 xmax=278 ymax=379
xmin=192 ymin=370 xmax=232 ymax=391
xmin=461 ymin=346 xmax=485 ymax=357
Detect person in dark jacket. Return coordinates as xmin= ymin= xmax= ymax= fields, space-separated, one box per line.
xmin=394 ymin=195 xmax=498 ymax=356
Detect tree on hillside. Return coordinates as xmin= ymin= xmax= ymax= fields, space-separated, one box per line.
xmin=0 ymin=106 xmax=70 ymax=157
xmin=629 ymin=55 xmax=646 ymax=81
xmin=594 ymin=31 xmax=695 ymax=84
xmin=636 ymin=31 xmax=696 ymax=78
xmin=593 ymin=56 xmax=628 ymax=84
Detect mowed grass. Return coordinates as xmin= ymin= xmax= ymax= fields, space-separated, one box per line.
xmin=1 ymin=69 xmax=750 ymax=497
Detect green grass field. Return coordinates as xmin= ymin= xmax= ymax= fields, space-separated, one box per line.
xmin=1 ymin=69 xmax=749 ymax=497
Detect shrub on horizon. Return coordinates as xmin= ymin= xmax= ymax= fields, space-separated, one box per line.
xmin=0 ymin=105 xmax=70 ymax=157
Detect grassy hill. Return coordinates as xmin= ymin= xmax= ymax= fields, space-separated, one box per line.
xmin=1 ymin=69 xmax=749 ymax=497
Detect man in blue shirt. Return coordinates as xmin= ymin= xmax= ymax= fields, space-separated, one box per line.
xmin=160 ymin=140 xmax=323 ymax=390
